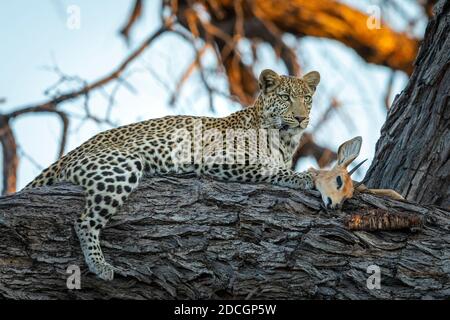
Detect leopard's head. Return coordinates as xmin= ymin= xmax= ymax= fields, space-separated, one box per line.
xmin=257 ymin=69 xmax=320 ymax=130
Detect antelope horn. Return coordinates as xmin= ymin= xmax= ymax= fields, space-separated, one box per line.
xmin=348 ymin=159 xmax=368 ymax=176
xmin=353 ymin=180 xmax=364 ymax=189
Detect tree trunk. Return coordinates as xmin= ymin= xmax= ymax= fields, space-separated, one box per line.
xmin=364 ymin=0 xmax=450 ymax=207
xmin=0 ymin=117 xmax=18 ymax=195
xmin=1 ymin=175 xmax=449 ymax=299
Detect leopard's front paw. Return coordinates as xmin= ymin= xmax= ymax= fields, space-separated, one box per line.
xmin=88 ymin=261 xmax=115 ymax=281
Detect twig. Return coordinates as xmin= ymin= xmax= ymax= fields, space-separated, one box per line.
xmin=17 ymin=146 xmax=44 ymax=171
xmin=119 ymin=0 xmax=144 ymax=44
xmin=169 ymin=45 xmax=208 ymax=107
xmin=6 ymin=25 xmax=169 ymax=120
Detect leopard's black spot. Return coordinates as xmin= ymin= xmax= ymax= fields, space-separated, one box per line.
xmin=103 ymin=196 xmax=112 ymax=205
xmin=135 ymin=161 xmax=142 ymax=170
xmin=129 ymin=174 xmax=137 ymax=184
xmin=113 ymin=167 xmax=125 ymax=174
xmin=94 ymin=195 xmax=102 ymax=204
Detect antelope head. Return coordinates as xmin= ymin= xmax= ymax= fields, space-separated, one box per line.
xmin=308 ymin=136 xmax=367 ymax=209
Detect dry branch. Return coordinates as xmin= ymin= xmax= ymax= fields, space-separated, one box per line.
xmin=0 ymin=25 xmax=169 ymax=195
xmin=291 ymin=133 xmax=337 ymax=169
xmin=0 ymin=175 xmax=449 ymax=299
xmin=6 ymin=25 xmax=168 ymax=120
xmin=119 ymin=0 xmax=144 ymax=43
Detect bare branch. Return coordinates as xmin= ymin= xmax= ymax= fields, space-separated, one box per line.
xmin=54 ymin=111 xmax=69 ymax=159
xmin=17 ymin=145 xmax=44 ymax=172
xmin=169 ymin=45 xmax=208 ymax=107
xmin=291 ymin=133 xmax=337 ymax=170
xmin=6 ymin=25 xmax=169 ymax=120
xmin=119 ymin=0 xmax=144 ymax=44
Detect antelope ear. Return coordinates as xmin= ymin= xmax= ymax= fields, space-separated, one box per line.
xmin=336 ymin=136 xmax=362 ymax=168
xmin=259 ymin=69 xmax=280 ymax=93
xmin=303 ymin=71 xmax=320 ymax=92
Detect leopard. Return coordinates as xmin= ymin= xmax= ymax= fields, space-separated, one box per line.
xmin=24 ymin=69 xmax=321 ymax=280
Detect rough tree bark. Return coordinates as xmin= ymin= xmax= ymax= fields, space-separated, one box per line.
xmin=0 ymin=175 xmax=449 ymax=299
xmin=364 ymin=1 xmax=449 ymax=207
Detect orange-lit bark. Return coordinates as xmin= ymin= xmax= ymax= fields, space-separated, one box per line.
xmin=204 ymin=0 xmax=419 ymax=74
xmin=175 ymin=0 xmax=420 ymax=113
xmin=345 ymin=209 xmax=423 ymax=231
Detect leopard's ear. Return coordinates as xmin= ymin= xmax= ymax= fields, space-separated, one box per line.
xmin=303 ymin=71 xmax=320 ymax=92
xmin=259 ymin=69 xmax=280 ymax=93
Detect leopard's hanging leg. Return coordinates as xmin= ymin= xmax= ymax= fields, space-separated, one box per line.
xmin=68 ymin=152 xmax=144 ymax=280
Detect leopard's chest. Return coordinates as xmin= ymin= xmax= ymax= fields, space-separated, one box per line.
xmin=280 ymin=128 xmax=304 ymax=168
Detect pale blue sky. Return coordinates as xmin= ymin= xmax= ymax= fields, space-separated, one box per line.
xmin=0 ymin=0 xmax=425 ymax=190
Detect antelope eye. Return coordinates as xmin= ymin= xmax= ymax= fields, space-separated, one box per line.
xmin=305 ymin=95 xmax=312 ymax=103
xmin=336 ymin=176 xmax=343 ymax=189
xmin=280 ymin=94 xmax=290 ymax=101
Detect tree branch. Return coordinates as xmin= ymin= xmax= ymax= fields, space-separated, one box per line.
xmin=119 ymin=0 xmax=144 ymax=43
xmin=6 ymin=25 xmax=169 ymax=120
xmin=0 ymin=176 xmax=448 ymax=299
xmin=291 ymin=133 xmax=337 ymax=169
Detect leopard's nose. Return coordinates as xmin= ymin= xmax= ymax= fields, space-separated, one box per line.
xmin=295 ymin=116 xmax=306 ymax=123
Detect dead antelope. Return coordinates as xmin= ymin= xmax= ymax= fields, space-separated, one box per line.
xmin=308 ymin=136 xmax=404 ymax=209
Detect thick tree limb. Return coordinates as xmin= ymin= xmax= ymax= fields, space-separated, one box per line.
xmin=0 ymin=176 xmax=448 ymax=299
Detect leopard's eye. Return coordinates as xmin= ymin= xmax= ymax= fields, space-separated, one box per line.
xmin=304 ymin=95 xmax=312 ymax=103
xmin=280 ymin=94 xmax=290 ymax=101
